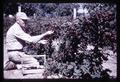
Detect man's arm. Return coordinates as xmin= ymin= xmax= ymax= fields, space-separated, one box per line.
xmin=38 ymin=40 xmax=48 ymax=44
xmin=14 ymin=27 xmax=54 ymax=43
xmin=31 ymin=31 xmax=54 ymax=43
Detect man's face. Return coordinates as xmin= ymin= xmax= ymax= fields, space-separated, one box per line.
xmin=17 ymin=19 xmax=27 ymax=27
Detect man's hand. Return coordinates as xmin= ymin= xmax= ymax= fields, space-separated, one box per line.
xmin=45 ymin=30 xmax=54 ymax=35
xmin=38 ymin=40 xmax=48 ymax=44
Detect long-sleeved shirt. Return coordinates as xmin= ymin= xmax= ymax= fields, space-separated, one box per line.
xmin=6 ymin=22 xmax=46 ymax=50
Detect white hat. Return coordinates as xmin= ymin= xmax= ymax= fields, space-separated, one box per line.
xmin=16 ymin=12 xmax=30 ymax=20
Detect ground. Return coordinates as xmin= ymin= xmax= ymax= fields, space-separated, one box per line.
xmin=4 ymin=69 xmax=45 ymax=79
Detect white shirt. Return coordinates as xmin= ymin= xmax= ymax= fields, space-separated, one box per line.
xmin=6 ymin=22 xmax=45 ymax=50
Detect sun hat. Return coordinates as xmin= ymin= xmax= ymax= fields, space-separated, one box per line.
xmin=16 ymin=12 xmax=30 ymax=20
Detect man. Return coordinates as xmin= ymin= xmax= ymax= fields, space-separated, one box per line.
xmin=4 ymin=12 xmax=54 ymax=70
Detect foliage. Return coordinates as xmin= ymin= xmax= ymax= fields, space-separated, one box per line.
xmin=4 ymin=3 xmax=116 ymax=79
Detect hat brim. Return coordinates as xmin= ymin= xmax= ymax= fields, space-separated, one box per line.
xmin=22 ymin=17 xmax=30 ymax=20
